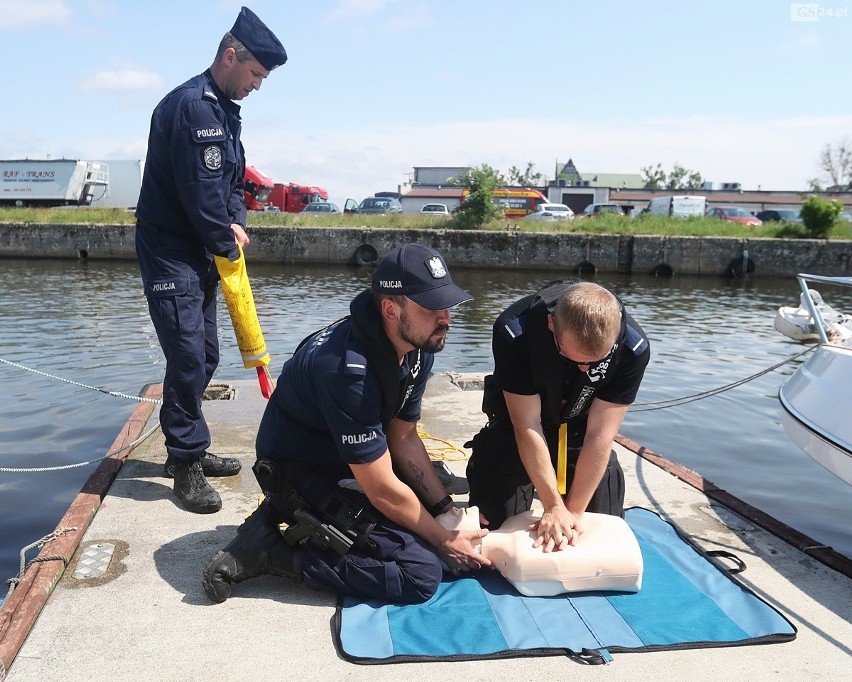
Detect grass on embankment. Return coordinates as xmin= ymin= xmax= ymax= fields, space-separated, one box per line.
xmin=2 ymin=207 xmax=851 ymax=240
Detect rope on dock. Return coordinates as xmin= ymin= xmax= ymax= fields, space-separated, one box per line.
xmin=630 ymin=346 xmax=816 ymax=412
xmin=0 ymin=357 xmax=163 ymax=404
xmin=4 ymin=526 xmax=77 ymax=602
xmin=418 ymin=423 xmax=468 ymax=462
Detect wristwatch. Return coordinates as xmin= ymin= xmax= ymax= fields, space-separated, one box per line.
xmin=428 ymin=494 xmax=453 ymax=517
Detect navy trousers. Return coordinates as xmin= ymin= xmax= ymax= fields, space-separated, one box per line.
xmin=136 ymin=225 xmax=220 ymax=461
xmin=267 ymin=461 xmax=443 ymax=605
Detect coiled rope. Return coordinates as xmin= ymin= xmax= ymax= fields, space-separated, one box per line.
xmin=417 ymin=423 xmax=468 ymax=461
xmin=630 ymin=346 xmax=815 ymax=412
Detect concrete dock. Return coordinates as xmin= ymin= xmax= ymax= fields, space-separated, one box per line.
xmin=2 ymin=374 xmax=851 ymax=681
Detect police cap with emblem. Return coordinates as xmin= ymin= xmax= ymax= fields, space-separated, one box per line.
xmin=230 ymin=6 xmax=287 ymax=71
xmin=372 ymin=243 xmax=472 ymax=310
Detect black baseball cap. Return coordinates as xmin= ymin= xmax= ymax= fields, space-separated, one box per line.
xmin=230 ymin=6 xmax=288 ymax=71
xmin=372 ymin=243 xmax=472 ymax=310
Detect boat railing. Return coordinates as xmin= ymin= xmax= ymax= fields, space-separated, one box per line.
xmin=796 ymin=273 xmax=852 ymax=345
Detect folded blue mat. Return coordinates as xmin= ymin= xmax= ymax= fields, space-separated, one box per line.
xmin=334 ymin=507 xmax=796 ymax=664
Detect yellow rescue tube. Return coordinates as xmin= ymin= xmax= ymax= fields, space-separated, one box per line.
xmin=213 ymin=246 xmax=271 ymax=369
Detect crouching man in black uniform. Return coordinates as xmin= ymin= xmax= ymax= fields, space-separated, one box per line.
xmin=203 ymin=244 xmax=490 ymax=604
xmin=466 ymin=280 xmax=650 ymax=552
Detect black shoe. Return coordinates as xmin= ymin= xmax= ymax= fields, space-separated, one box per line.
xmin=163 ymin=452 xmax=241 ymax=479
xmin=202 ymin=502 xmax=303 ymax=603
xmin=432 ymin=460 xmax=469 ymax=495
xmin=173 ymin=459 xmax=222 ymax=514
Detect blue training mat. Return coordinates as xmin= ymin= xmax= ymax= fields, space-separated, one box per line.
xmin=333 ymin=507 xmax=796 ymax=664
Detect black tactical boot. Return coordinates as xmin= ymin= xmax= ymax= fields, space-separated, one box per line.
xmin=432 ymin=460 xmax=469 ymax=495
xmin=163 ymin=451 xmax=242 ymax=478
xmin=202 ymin=502 xmax=303 ymax=603
xmin=172 ymin=458 xmax=222 ymax=514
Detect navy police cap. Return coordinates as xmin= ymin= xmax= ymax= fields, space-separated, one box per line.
xmin=230 ymin=6 xmax=287 ymax=71
xmin=372 ymin=243 xmax=472 ymax=310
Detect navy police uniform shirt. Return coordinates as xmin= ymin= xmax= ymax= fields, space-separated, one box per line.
xmin=135 ymin=70 xmax=245 ymax=260
xmin=256 ymin=318 xmax=434 ymax=466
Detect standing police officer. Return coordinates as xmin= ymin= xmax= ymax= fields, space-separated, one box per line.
xmin=466 ymin=280 xmax=650 ymax=550
xmin=202 ymin=244 xmax=491 ymax=604
xmin=135 ymin=7 xmax=287 ymax=513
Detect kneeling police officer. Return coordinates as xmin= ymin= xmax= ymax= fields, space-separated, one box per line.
xmin=203 ymin=244 xmax=491 ymax=604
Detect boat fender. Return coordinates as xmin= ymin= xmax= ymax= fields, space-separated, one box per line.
xmin=353 ymin=243 xmax=378 ymax=266
xmin=725 ymin=256 xmax=755 ymax=278
xmin=576 ymin=260 xmax=596 ymax=276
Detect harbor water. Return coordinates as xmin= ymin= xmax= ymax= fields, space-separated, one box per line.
xmin=1 ymin=258 xmax=851 ymax=586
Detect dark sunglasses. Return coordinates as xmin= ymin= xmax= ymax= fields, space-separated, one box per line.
xmin=553 ymin=332 xmax=614 ymax=369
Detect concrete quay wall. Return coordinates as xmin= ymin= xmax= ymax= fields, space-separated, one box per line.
xmin=1 ymin=223 xmax=850 ymax=278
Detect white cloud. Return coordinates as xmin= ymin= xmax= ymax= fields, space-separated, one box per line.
xmin=0 ymin=0 xmax=71 ymax=27
xmin=78 ymin=67 xmax=164 ymax=92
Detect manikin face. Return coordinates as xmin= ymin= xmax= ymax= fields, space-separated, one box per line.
xmin=397 ymin=298 xmax=451 ymax=354
xmin=220 ymin=51 xmax=269 ymax=100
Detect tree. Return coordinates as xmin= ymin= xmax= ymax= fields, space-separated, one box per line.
xmin=800 ymin=195 xmax=843 ymax=239
xmin=450 ymin=164 xmax=504 ymax=229
xmin=666 ymin=163 xmax=703 ymax=190
xmin=507 ymin=162 xmax=543 ymax=187
xmin=640 ymin=163 xmax=667 ymax=190
xmin=818 ymin=139 xmax=852 ymax=189
xmin=641 ymin=162 xmax=703 ymax=190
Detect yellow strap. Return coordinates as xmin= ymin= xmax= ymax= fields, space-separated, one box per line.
xmin=557 ymin=422 xmax=568 ymax=495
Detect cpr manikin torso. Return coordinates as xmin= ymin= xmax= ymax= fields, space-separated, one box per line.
xmin=438 ymin=506 xmax=643 ymax=597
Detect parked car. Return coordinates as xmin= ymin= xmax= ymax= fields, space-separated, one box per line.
xmin=646 ymin=195 xmax=706 ymax=218
xmin=301 ymin=201 xmax=341 ymax=215
xmin=581 ymin=203 xmax=623 ymax=217
xmin=526 ymin=203 xmax=575 ymax=221
xmin=354 ymin=196 xmax=403 ymax=214
xmin=708 ymin=206 xmax=762 ymax=226
xmin=419 ymin=203 xmax=451 ymax=216
xmin=755 ymin=209 xmax=802 ymax=223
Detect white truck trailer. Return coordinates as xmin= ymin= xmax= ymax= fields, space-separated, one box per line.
xmin=89 ymin=159 xmax=142 ymax=210
xmin=0 ymin=158 xmax=110 ymax=207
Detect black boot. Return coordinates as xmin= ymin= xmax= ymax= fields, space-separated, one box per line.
xmin=173 ymin=458 xmax=222 ymax=514
xmin=432 ymin=460 xmax=469 ymax=495
xmin=202 ymin=502 xmax=303 ymax=603
xmin=163 ymin=452 xmax=241 ymax=478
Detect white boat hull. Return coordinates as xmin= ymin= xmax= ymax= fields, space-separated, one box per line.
xmin=779 ymin=344 xmax=852 ymax=486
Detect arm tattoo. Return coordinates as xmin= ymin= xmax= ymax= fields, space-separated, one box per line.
xmin=407 ymin=462 xmax=430 ymax=494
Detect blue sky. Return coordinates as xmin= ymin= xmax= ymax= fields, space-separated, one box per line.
xmin=2 ymin=0 xmax=851 ymax=204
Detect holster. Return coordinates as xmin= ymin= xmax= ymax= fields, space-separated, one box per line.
xmin=253 ymin=459 xmax=377 ymax=556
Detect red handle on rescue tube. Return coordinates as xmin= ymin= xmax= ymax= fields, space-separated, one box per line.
xmin=257 ymin=366 xmax=274 ymax=400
